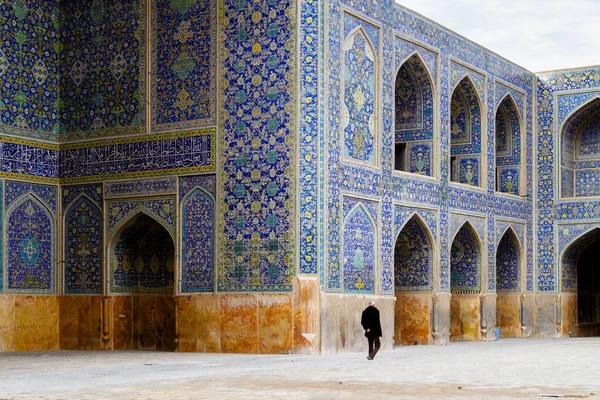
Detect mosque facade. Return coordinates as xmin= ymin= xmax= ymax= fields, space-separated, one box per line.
xmin=0 ymin=0 xmax=599 ymax=353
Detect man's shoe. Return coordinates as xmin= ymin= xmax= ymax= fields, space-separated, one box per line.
xmin=367 ymin=356 xmax=372 ymax=360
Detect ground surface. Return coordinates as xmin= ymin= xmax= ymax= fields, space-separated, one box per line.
xmin=0 ymin=338 xmax=598 ymax=399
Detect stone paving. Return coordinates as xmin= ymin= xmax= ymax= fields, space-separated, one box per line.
xmin=0 ymin=338 xmax=599 ymax=399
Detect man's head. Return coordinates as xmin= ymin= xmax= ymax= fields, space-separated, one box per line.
xmin=369 ymin=300 xmax=376 ymax=307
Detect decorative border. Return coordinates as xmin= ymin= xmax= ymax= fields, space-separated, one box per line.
xmin=104 ymin=177 xmax=177 ymax=198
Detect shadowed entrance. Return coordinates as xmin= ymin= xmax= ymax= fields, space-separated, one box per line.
xmin=561 ymin=228 xmax=600 ymax=337
xmin=110 ymin=213 xmax=176 ymax=350
xmin=394 ymin=215 xmax=434 ymax=345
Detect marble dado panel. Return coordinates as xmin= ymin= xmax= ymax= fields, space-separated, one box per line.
xmin=104 ymin=177 xmax=177 ymax=199
xmin=0 ymin=295 xmax=60 ymax=352
xmin=151 ymin=0 xmax=217 ymax=131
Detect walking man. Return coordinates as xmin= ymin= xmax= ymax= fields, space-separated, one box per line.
xmin=361 ymin=300 xmax=382 ymax=360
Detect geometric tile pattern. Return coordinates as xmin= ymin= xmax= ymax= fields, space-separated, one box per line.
xmin=0 ymin=0 xmax=60 ymax=140
xmin=180 ymin=175 xmax=216 ymax=293
xmin=60 ymin=0 xmax=145 ymax=140
xmin=6 ymin=195 xmax=55 ymax=294
xmin=219 ymin=0 xmax=296 ymax=292
xmin=151 ymin=0 xmax=216 ymax=131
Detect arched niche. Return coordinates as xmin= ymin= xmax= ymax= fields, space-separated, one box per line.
xmin=560 ymin=228 xmax=600 ymax=336
xmin=495 ymin=227 xmax=523 ymax=338
xmin=342 ymin=203 xmax=376 ymax=293
xmin=394 ymin=53 xmax=435 ymax=176
xmin=342 ymin=28 xmax=377 ymax=163
xmin=450 ymin=222 xmax=482 ymax=341
xmin=6 ymin=194 xmax=55 ymax=294
xmin=64 ymin=195 xmax=103 ymax=294
xmin=496 ymin=227 xmax=521 ymax=292
xmin=495 ymin=95 xmax=522 ymax=195
xmin=109 ymin=212 xmax=175 ymax=294
xmin=450 ymin=222 xmax=482 ymax=293
xmin=394 ymin=214 xmax=434 ymax=291
xmin=450 ymin=76 xmax=482 ymax=187
xmin=560 ymin=98 xmax=600 ymax=198
xmin=181 ymin=187 xmax=215 ymax=293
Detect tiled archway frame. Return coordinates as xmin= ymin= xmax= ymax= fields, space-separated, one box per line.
xmin=536 ymin=72 xmax=600 ymax=292
xmin=393 ymin=205 xmax=438 ymax=291
xmin=495 ymin=220 xmax=525 ymax=249
xmin=106 ymin=197 xmax=176 ymax=241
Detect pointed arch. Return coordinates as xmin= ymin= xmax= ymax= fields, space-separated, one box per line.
xmin=495 ymin=94 xmax=523 ymax=195
xmin=64 ymin=194 xmax=103 ymax=294
xmin=394 ymin=213 xmax=434 ymax=291
xmin=5 ymin=193 xmax=56 ymax=294
xmin=342 ymin=203 xmax=376 ymax=293
xmin=394 ymin=52 xmax=435 ymax=175
xmin=109 ymin=205 xmax=176 ymax=243
xmin=450 ymin=219 xmax=483 ymax=247
xmin=395 ymin=51 xmax=436 ymax=96
xmin=451 ymin=74 xmax=484 ymax=110
xmin=108 ymin=211 xmax=176 ymax=294
xmin=394 ymin=211 xmax=435 ymax=250
xmin=345 ymin=26 xmax=377 ymax=59
xmin=496 ymin=224 xmax=524 ymax=251
xmin=180 ymin=187 xmax=215 ymax=293
xmin=450 ymin=221 xmax=482 ymax=293
xmin=496 ymin=92 xmax=522 ymax=124
xmin=560 ymin=97 xmax=600 ymax=198
xmin=450 ymin=76 xmax=483 ymax=186
xmin=496 ymin=227 xmax=521 ymax=292
xmin=342 ymin=26 xmax=377 ymax=163
xmin=559 ymin=227 xmax=600 ymax=327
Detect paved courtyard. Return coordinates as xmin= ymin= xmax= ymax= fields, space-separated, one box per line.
xmin=0 ymin=338 xmax=598 ymax=399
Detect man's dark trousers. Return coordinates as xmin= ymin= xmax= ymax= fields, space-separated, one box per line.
xmin=367 ymin=336 xmax=380 ymax=359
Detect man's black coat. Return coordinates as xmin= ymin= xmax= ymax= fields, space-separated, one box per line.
xmin=361 ymin=305 xmax=382 ymax=338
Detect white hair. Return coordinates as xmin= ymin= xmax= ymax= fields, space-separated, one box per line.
xmin=369 ymin=300 xmax=376 ymax=306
